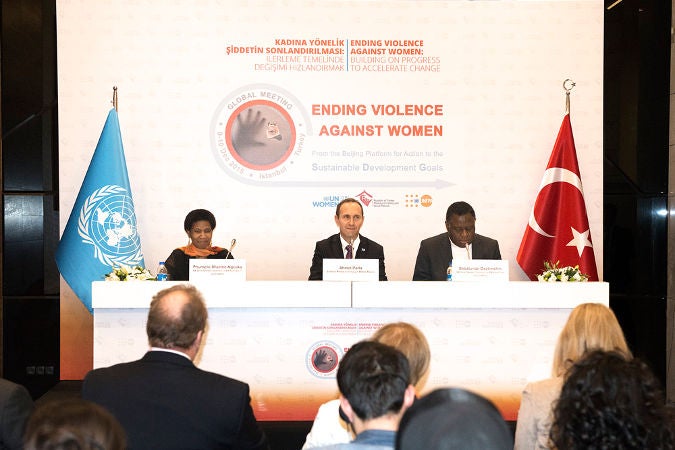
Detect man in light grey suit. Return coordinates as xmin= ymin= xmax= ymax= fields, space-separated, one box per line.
xmin=413 ymin=201 xmax=501 ymax=281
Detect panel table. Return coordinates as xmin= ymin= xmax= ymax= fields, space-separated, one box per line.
xmin=92 ymin=280 xmax=609 ymax=420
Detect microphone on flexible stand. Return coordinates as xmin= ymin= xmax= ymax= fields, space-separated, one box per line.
xmin=224 ymin=238 xmax=236 ymax=259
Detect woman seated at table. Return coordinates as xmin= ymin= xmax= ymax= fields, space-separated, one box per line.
xmin=164 ymin=209 xmax=233 ymax=281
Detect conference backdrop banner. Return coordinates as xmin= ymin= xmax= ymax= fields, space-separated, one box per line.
xmin=56 ymin=1 xmax=604 ymax=378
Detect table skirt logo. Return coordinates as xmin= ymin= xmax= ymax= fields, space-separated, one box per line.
xmin=306 ymin=341 xmax=342 ymax=378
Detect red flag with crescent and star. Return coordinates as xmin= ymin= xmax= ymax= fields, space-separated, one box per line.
xmin=517 ymin=113 xmax=599 ymax=281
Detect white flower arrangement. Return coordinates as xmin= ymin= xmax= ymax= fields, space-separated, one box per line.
xmin=104 ymin=264 xmax=156 ymax=281
xmin=537 ymin=261 xmax=589 ymax=282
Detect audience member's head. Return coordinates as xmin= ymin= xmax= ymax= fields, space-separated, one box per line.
xmin=23 ymin=399 xmax=126 ymax=450
xmin=552 ymin=302 xmax=631 ymax=377
xmin=396 ymin=388 xmax=513 ymax=450
xmin=146 ymin=284 xmax=208 ymax=355
xmin=550 ymin=350 xmax=674 ymax=449
xmin=337 ymin=341 xmax=415 ymax=432
xmin=371 ymin=322 xmax=431 ymax=390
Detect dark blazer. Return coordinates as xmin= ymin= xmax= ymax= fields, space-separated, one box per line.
xmin=82 ymin=351 xmax=269 ymax=450
xmin=0 ymin=379 xmax=33 ymax=450
xmin=309 ymin=233 xmax=387 ymax=281
xmin=164 ymin=248 xmax=233 ymax=281
xmin=412 ymin=232 xmax=501 ymax=281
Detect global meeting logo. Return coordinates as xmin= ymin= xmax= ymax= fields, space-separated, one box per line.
xmin=211 ymin=84 xmax=311 ymax=181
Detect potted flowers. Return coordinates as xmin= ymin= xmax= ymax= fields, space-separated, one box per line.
xmin=537 ymin=261 xmax=589 ymax=282
xmin=104 ymin=264 xmax=155 ymax=281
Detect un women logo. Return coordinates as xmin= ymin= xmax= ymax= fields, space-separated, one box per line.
xmin=77 ymin=185 xmax=143 ymax=266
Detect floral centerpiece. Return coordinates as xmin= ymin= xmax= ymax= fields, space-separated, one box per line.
xmin=537 ymin=261 xmax=589 ymax=282
xmin=105 ymin=264 xmax=156 ymax=281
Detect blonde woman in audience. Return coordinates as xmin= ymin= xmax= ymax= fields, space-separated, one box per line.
xmin=303 ymin=322 xmax=431 ymax=449
xmin=514 ymin=303 xmax=631 ymax=449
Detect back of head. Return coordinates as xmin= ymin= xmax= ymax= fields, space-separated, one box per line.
xmin=337 ymin=340 xmax=411 ymax=420
xmin=23 ymin=399 xmax=126 ymax=450
xmin=446 ymin=201 xmax=475 ymax=220
xmin=552 ymin=303 xmax=631 ymax=376
xmin=551 ymin=350 xmax=674 ymax=449
xmin=371 ymin=322 xmax=431 ymax=388
xmin=183 ymin=208 xmax=216 ymax=231
xmin=146 ymin=284 xmax=208 ymax=349
xmin=396 ymin=388 xmax=512 ymax=450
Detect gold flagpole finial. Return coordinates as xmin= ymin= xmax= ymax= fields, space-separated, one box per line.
xmin=563 ymin=79 xmax=575 ymax=114
xmin=112 ymin=86 xmax=118 ymax=112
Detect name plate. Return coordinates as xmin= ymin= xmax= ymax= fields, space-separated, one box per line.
xmin=323 ymin=259 xmax=379 ymax=281
xmin=452 ymin=260 xmax=509 ymax=282
xmin=189 ymin=259 xmax=246 ymax=282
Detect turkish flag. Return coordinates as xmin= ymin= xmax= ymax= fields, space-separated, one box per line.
xmin=517 ymin=114 xmax=599 ymax=281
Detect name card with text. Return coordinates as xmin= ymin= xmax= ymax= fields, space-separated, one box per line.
xmin=323 ymin=259 xmax=379 ymax=281
xmin=189 ymin=259 xmax=246 ymax=282
xmin=452 ymin=260 xmax=509 ymax=282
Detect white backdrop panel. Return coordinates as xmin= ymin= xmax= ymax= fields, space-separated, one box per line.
xmin=56 ymin=0 xmax=603 ymax=282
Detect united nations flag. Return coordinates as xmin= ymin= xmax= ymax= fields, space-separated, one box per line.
xmin=56 ymin=108 xmax=145 ymax=312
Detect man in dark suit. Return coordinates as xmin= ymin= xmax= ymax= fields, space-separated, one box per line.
xmin=413 ymin=201 xmax=501 ymax=281
xmin=309 ymin=198 xmax=387 ymax=281
xmin=0 ymin=378 xmax=33 ymax=450
xmin=81 ymin=284 xmax=269 ymax=450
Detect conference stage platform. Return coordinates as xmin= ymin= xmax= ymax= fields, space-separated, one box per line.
xmin=91 ymin=280 xmax=608 ymax=421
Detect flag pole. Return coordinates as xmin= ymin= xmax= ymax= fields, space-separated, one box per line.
xmin=516 ymin=78 xmax=599 ymax=281
xmin=563 ymin=79 xmax=575 ymax=114
xmin=112 ymin=86 xmax=118 ymax=111
xmin=55 ymin=90 xmax=145 ymax=312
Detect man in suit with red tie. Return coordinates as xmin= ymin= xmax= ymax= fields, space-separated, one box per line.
xmin=309 ymin=198 xmax=387 ymax=281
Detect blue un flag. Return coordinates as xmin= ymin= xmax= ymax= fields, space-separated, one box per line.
xmin=56 ymin=109 xmax=145 ymax=312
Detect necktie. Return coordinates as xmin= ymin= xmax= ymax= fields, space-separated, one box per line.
xmin=346 ymin=244 xmax=353 ymax=259
xmin=466 ymin=244 xmax=471 ymax=260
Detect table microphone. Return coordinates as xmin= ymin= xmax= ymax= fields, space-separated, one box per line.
xmin=225 ymin=238 xmax=236 ymax=259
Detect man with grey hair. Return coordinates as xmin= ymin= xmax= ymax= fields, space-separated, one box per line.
xmin=82 ymin=284 xmax=269 ymax=450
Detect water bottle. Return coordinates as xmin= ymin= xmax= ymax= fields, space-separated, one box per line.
xmin=446 ymin=261 xmax=453 ymax=281
xmin=156 ymin=261 xmax=168 ymax=281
